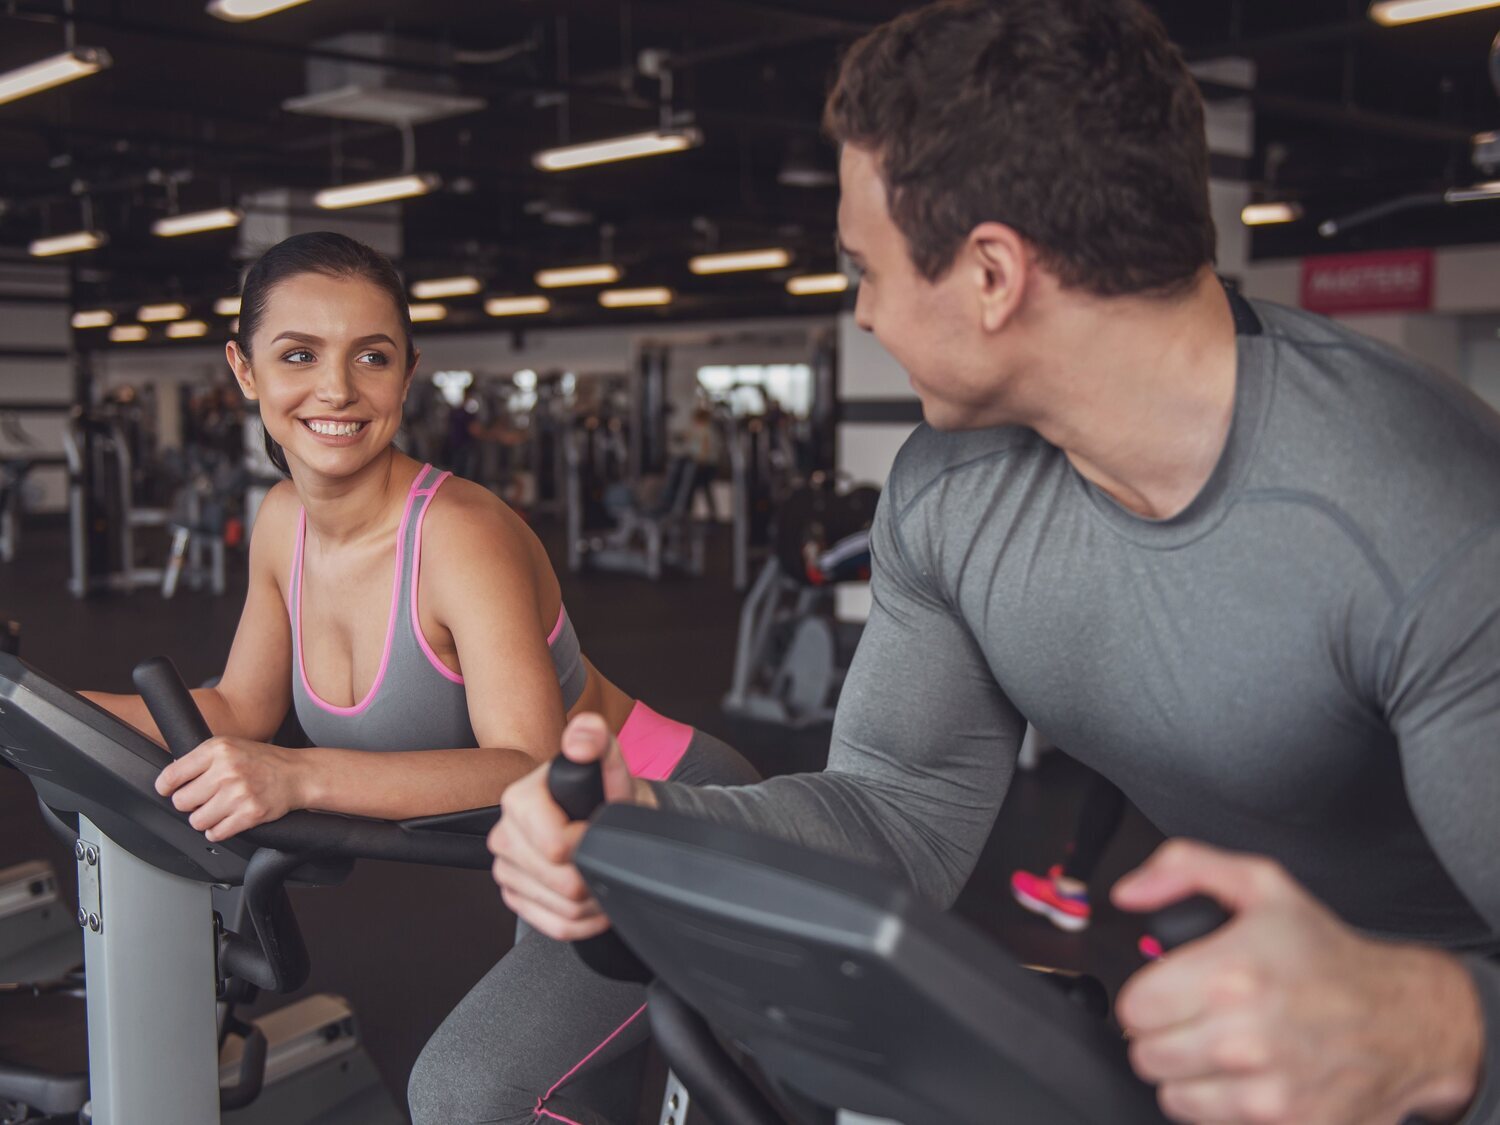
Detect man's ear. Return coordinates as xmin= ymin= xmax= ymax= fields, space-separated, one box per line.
xmin=967 ymin=222 xmax=1029 ymax=334
xmin=226 ymin=340 xmax=258 ymax=401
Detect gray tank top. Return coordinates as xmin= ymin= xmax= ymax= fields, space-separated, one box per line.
xmin=289 ymin=464 xmax=588 ymax=751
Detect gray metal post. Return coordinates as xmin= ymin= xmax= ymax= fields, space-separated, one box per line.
xmin=77 ymin=814 xmax=221 ymax=1124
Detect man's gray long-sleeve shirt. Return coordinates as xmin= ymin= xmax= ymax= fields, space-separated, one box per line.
xmin=655 ymin=292 xmax=1500 ymax=1118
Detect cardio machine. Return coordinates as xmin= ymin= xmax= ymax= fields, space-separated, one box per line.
xmin=0 ymin=652 xmax=498 ymax=1124
xmin=547 ymin=759 xmax=1227 ymax=1125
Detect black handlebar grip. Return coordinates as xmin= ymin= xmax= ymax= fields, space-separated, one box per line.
xmin=548 ymin=756 xmax=606 ymax=822
xmin=546 ymin=756 xmax=652 ymax=984
xmin=1148 ymin=894 xmax=1231 ymax=953
xmin=133 ymin=656 xmax=212 ymax=759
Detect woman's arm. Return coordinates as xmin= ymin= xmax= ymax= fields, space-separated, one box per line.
xmin=159 ymin=482 xmax=566 ymax=835
xmin=85 ymin=484 xmax=298 ymax=744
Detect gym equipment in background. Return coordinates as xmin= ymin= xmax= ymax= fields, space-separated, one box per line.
xmin=724 ymin=481 xmax=879 ymax=728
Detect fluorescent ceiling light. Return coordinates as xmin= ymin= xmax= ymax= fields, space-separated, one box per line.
xmin=207 ymin=0 xmax=313 ymax=21
xmin=139 ymin=303 xmax=188 ymax=323
xmin=690 ymin=248 xmax=792 ymax=275
xmin=29 ymin=230 xmax=105 ymax=257
xmin=408 ymin=303 xmax=448 ymax=323
xmin=214 ymin=297 xmax=242 ymax=317
xmin=598 ymin=287 xmax=673 ymax=309
xmin=1368 ymin=0 xmax=1500 ymax=23
xmin=72 ymin=309 xmax=116 ymax=329
xmin=1241 ymin=201 xmax=1304 ymax=226
xmin=535 ymin=264 xmax=621 ymax=288
xmin=153 ymin=207 xmax=243 ymax=238
xmin=0 ymin=48 xmax=111 ymax=108
xmin=411 ymin=276 xmax=481 ymax=300
xmin=1445 ymin=181 xmax=1500 ymax=203
xmin=110 ymin=325 xmax=148 ymax=343
xmin=314 ymin=174 xmax=439 ymax=210
xmin=786 ymin=273 xmax=850 ymax=296
xmin=167 ymin=320 xmax=210 ymax=339
xmin=533 ymin=127 xmax=703 ymax=173
xmin=485 ymin=296 xmax=552 ymax=317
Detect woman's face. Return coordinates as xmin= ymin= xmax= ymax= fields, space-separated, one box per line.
xmin=228 ymin=272 xmax=416 ymax=480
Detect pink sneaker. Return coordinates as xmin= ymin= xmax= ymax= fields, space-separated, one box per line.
xmin=1010 ymin=864 xmax=1091 ymax=932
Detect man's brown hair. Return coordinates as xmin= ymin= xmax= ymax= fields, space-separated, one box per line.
xmin=825 ymin=0 xmax=1216 ymax=297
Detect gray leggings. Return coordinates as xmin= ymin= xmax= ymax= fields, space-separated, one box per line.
xmin=407 ymin=729 xmax=759 ymax=1125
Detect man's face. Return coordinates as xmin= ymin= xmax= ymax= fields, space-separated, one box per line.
xmin=837 ymin=144 xmax=1008 ymax=430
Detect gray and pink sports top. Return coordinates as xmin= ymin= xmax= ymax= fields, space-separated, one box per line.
xmin=289 ymin=464 xmax=588 ymax=752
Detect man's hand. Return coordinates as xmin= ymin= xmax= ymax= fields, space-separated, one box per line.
xmin=1113 ymin=840 xmax=1483 ymax=1125
xmin=155 ymin=737 xmax=304 ymax=841
xmin=488 ymin=713 xmax=655 ymax=941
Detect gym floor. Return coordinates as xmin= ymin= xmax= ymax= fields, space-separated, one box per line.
xmin=0 ymin=517 xmax=1165 ymax=1120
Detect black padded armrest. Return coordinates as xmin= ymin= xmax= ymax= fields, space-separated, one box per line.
xmin=399 ymin=805 xmax=502 ymax=837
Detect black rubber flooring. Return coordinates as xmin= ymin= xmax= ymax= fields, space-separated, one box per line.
xmin=0 ymin=516 xmax=1163 ymax=1120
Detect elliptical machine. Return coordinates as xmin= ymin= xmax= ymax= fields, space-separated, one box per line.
xmin=724 ymin=481 xmax=879 ymax=728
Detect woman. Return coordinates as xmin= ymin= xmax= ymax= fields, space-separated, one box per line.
xmin=86 ymin=231 xmax=757 ymax=1124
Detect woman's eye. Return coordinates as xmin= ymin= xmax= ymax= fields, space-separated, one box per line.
xmin=281 ymin=348 xmax=314 ymax=364
xmin=357 ymin=351 xmax=390 ymax=367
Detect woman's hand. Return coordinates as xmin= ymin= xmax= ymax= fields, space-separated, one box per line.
xmin=155 ymin=737 xmax=307 ymax=841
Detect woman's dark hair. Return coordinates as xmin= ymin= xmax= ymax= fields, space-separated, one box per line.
xmin=824 ymin=0 xmax=1216 ymax=297
xmin=235 ymin=231 xmax=415 ymax=474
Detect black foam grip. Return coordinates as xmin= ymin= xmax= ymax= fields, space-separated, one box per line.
xmin=548 ymin=756 xmax=605 ymax=821
xmin=133 ymin=656 xmax=212 ymax=758
xmin=1149 ymin=894 xmax=1231 ymax=952
xmin=546 ymin=756 xmax=652 ymax=984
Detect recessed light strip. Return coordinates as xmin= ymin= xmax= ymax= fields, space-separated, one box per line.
xmin=690 ymin=248 xmax=791 ymax=275
xmin=535 ymin=264 xmax=621 ymax=288
xmin=0 ymin=48 xmax=111 ymax=108
xmin=599 ymin=287 xmax=673 ymax=309
xmin=315 ymin=174 xmax=439 ymax=210
xmin=412 ymin=276 xmax=482 ymax=300
xmin=786 ymin=273 xmax=850 ymax=296
xmin=30 ymin=230 xmax=106 ymax=258
xmin=1368 ymin=0 xmax=1500 ymax=24
xmin=485 ymin=297 xmax=552 ymax=317
xmin=153 ymin=208 xmax=243 ymax=238
xmin=533 ymin=128 xmax=703 ymax=172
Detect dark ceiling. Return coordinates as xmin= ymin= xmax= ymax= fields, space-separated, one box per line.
xmin=2 ymin=0 xmax=1499 ymax=344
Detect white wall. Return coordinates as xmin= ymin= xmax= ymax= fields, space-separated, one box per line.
xmin=1242 ymin=246 xmax=1500 ymax=381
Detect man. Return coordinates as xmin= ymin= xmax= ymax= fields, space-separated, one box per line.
xmin=490 ymin=1 xmax=1500 ymax=1121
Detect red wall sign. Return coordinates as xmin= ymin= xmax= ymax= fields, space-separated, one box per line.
xmin=1299 ymin=249 xmax=1434 ymax=315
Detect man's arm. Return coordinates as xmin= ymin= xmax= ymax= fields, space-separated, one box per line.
xmin=652 ymin=485 xmax=1026 ymax=907
xmin=1384 ymin=521 xmax=1500 ymax=1123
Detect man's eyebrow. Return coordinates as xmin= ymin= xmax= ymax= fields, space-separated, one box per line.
xmin=835 ymin=234 xmax=865 ymax=265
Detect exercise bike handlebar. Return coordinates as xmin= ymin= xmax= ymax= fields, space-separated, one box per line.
xmin=133 ymin=654 xmax=494 ymax=869
xmin=547 ymin=756 xmax=652 ymax=982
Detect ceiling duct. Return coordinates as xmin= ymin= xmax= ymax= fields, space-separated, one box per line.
xmin=283 ymin=32 xmax=486 ymax=126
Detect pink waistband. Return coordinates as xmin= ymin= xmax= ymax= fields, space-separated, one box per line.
xmin=616 ymin=701 xmax=693 ymax=782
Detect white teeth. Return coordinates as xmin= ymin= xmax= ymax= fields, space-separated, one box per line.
xmin=306 ymin=420 xmax=364 ymax=437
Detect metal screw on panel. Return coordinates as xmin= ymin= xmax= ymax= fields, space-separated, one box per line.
xmin=84 ymin=845 xmax=99 ymax=865
xmin=74 ymin=840 xmax=85 ymax=861
xmin=87 ymin=913 xmax=101 ymax=932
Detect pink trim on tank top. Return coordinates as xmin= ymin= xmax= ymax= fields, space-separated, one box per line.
xmin=294 ymin=471 xmax=423 ymax=716
xmin=616 ymin=701 xmax=693 ymax=781
xmin=408 ymin=470 xmax=466 ymax=685
xmin=546 ymin=604 xmax=566 ymax=646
